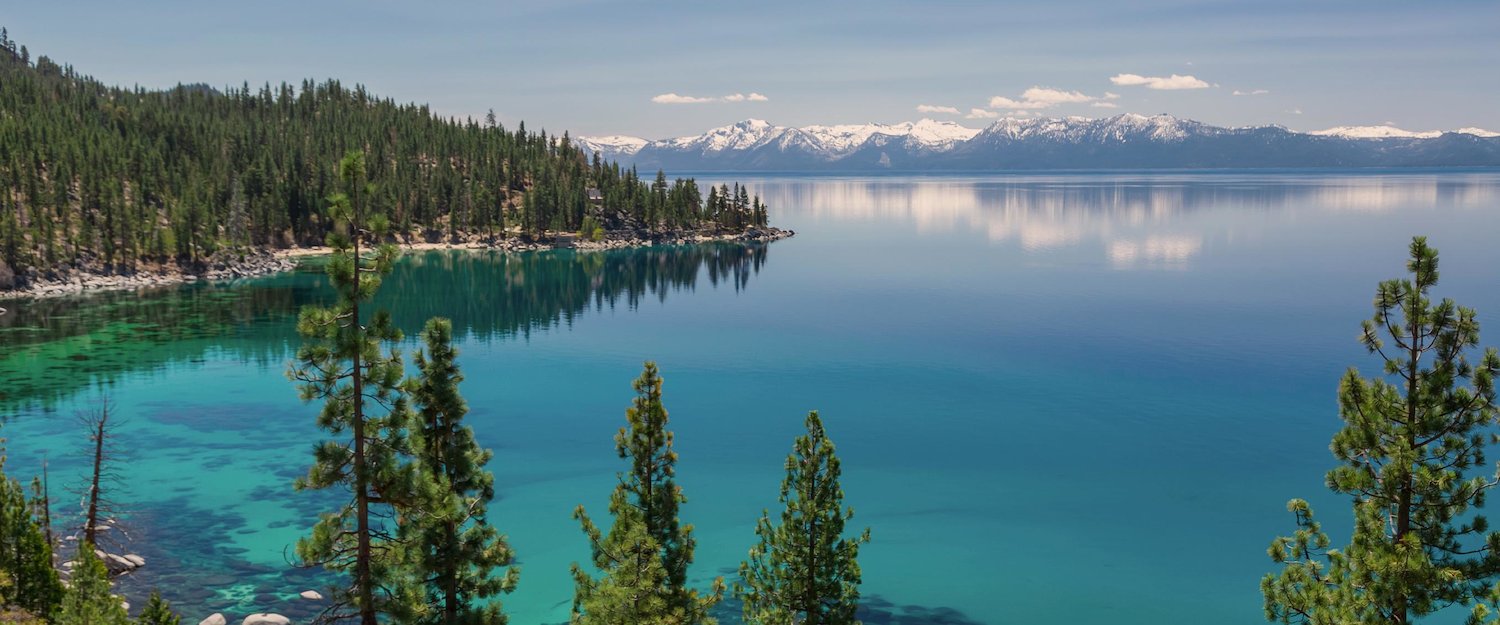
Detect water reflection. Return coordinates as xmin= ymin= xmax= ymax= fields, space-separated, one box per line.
xmin=746 ymin=173 xmax=1500 ymax=266
xmin=0 ymin=242 xmax=774 ymax=411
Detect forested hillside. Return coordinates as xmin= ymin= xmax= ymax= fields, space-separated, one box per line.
xmin=0 ymin=29 xmax=770 ymax=289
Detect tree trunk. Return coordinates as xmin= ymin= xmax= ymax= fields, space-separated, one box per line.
xmin=444 ymin=519 xmax=458 ymax=625
xmin=352 ymin=227 xmax=377 ymax=625
xmin=85 ymin=408 xmax=106 ymax=547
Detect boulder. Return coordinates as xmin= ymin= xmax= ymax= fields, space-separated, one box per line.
xmin=122 ymin=554 xmax=146 ymax=567
xmin=104 ymin=553 xmax=139 ymax=573
xmin=199 ymin=613 xmax=227 ymax=625
xmin=298 ymin=590 xmax=323 ymax=601
xmin=242 ymin=614 xmax=290 ymax=625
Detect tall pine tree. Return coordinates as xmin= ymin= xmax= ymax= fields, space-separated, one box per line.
xmin=571 ymin=362 xmax=722 ymax=624
xmin=290 ymin=150 xmax=416 ymax=625
xmin=737 ymin=411 xmax=870 ymax=625
xmin=404 ymin=317 xmax=519 ymax=625
xmin=1263 ymin=236 xmax=1500 ymax=624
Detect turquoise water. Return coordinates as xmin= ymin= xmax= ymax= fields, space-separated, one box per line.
xmin=4 ymin=172 xmax=1500 ymax=624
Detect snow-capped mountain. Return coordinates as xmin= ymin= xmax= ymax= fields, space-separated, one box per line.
xmin=1311 ymin=125 xmax=1500 ymax=139
xmin=574 ymin=114 xmax=1500 ymax=171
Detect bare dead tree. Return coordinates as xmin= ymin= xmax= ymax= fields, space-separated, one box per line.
xmin=29 ymin=456 xmax=54 ymax=550
xmin=71 ymin=399 xmax=131 ymax=562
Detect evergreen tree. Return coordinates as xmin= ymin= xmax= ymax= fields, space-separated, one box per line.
xmin=404 ymin=317 xmax=519 ymax=625
xmin=290 ymin=151 xmax=416 ymax=625
xmin=0 ymin=30 xmax=774 ymax=289
xmin=0 ymin=467 xmax=63 ymax=619
xmin=738 ymin=411 xmax=870 ymax=625
xmin=135 ymin=590 xmax=179 ymax=625
xmin=1263 ymin=236 xmax=1500 ymax=625
xmin=571 ymin=362 xmax=723 ymax=624
xmin=55 ymin=546 xmax=128 ymax=625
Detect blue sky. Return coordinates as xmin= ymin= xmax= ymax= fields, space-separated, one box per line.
xmin=5 ymin=1 xmax=1496 ymax=138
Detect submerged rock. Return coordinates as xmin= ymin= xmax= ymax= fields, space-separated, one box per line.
xmin=298 ymin=591 xmax=323 ymax=601
xmin=242 ymin=614 xmax=290 ymax=625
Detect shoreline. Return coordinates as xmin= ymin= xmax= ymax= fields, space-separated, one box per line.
xmin=0 ymin=227 xmax=794 ymax=302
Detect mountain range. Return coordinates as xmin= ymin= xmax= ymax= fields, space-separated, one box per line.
xmin=575 ymin=114 xmax=1500 ymax=171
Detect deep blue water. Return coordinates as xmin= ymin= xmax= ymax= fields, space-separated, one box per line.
xmin=3 ymin=171 xmax=1500 ymax=624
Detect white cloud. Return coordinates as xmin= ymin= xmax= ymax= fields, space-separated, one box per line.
xmin=652 ymin=93 xmax=716 ymax=104
xmin=965 ymin=108 xmax=1002 ymax=119
xmin=651 ymin=92 xmax=768 ymax=104
xmin=1232 ymin=89 xmax=1270 ymax=96
xmin=1020 ymin=87 xmax=1093 ymax=105
xmin=987 ymin=95 xmax=1049 ymax=110
xmin=1091 ymin=101 xmax=1119 ymax=108
xmin=1110 ymin=73 xmax=1211 ymax=90
xmin=988 ymin=86 xmax=1109 ymax=110
xmin=1104 ymin=92 xmax=1121 ymax=100
xmin=1289 ymin=108 xmax=1303 ymax=115
xmin=916 ymin=104 xmax=961 ymax=115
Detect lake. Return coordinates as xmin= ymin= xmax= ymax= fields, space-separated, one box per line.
xmin=4 ymin=171 xmax=1500 ymax=625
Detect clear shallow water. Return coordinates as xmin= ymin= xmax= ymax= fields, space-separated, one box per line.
xmin=4 ymin=171 xmax=1500 ymax=624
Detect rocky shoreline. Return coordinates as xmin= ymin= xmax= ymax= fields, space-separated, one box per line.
xmin=0 ymin=227 xmax=794 ymax=302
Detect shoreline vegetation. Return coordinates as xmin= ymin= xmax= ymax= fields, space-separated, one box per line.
xmin=0 ymin=152 xmax=846 ymax=625
xmin=0 ymin=30 xmax=781 ymax=306
xmin=0 ymin=226 xmax=794 ymax=301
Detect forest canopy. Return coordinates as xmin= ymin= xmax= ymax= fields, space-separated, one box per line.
xmin=0 ymin=28 xmax=769 ymax=285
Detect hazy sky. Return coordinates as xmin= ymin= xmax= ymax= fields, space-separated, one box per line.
xmin=5 ymin=1 xmax=1496 ymax=138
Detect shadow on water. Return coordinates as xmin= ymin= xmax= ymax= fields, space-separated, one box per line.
xmin=107 ymin=496 xmax=335 ymax=622
xmin=0 ymin=242 xmax=773 ymax=413
xmin=701 ymin=594 xmax=987 ymax=625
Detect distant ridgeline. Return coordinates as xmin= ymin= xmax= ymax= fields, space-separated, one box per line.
xmin=576 ymin=117 xmax=1500 ymax=172
xmin=0 ymin=29 xmax=772 ymax=289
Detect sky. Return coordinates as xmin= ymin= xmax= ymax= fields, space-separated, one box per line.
xmin=4 ymin=1 xmax=1497 ymax=139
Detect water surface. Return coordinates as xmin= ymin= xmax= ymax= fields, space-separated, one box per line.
xmin=4 ymin=171 xmax=1500 ymax=624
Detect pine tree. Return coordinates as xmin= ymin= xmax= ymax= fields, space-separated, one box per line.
xmin=571 ymin=362 xmax=723 ymax=624
xmin=136 ymin=590 xmax=179 ymax=625
xmin=738 ymin=411 xmax=870 ymax=625
xmin=55 ymin=546 xmax=128 ymax=625
xmin=1263 ymin=236 xmax=1500 ymax=625
xmin=404 ymin=317 xmax=519 ymax=625
xmin=290 ymin=150 xmax=416 ymax=625
xmin=0 ymin=468 xmax=63 ymax=619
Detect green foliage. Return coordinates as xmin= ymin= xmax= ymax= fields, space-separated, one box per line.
xmin=402 ymin=318 xmax=519 ymax=625
xmin=571 ymin=362 xmax=723 ymax=624
xmin=579 ymin=215 xmax=603 ymax=242
xmin=56 ymin=546 xmax=127 ymax=625
xmin=738 ymin=411 xmax=870 ymax=625
xmin=0 ymin=30 xmax=771 ymax=282
xmin=290 ymin=151 xmax=418 ymax=625
xmin=135 ymin=590 xmax=179 ymax=625
xmin=1264 ymin=237 xmax=1500 ymax=624
xmin=0 ymin=462 xmax=63 ymax=620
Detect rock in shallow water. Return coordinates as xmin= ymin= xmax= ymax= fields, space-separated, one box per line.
xmin=298 ymin=591 xmax=323 ymax=601
xmin=199 ymin=613 xmax=226 ymax=625
xmin=242 ymin=614 xmax=290 ymax=625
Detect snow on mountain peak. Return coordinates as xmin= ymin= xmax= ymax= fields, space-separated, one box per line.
xmin=574 ymin=116 xmax=1500 ymax=165
xmin=1309 ymin=125 xmax=1441 ymax=139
